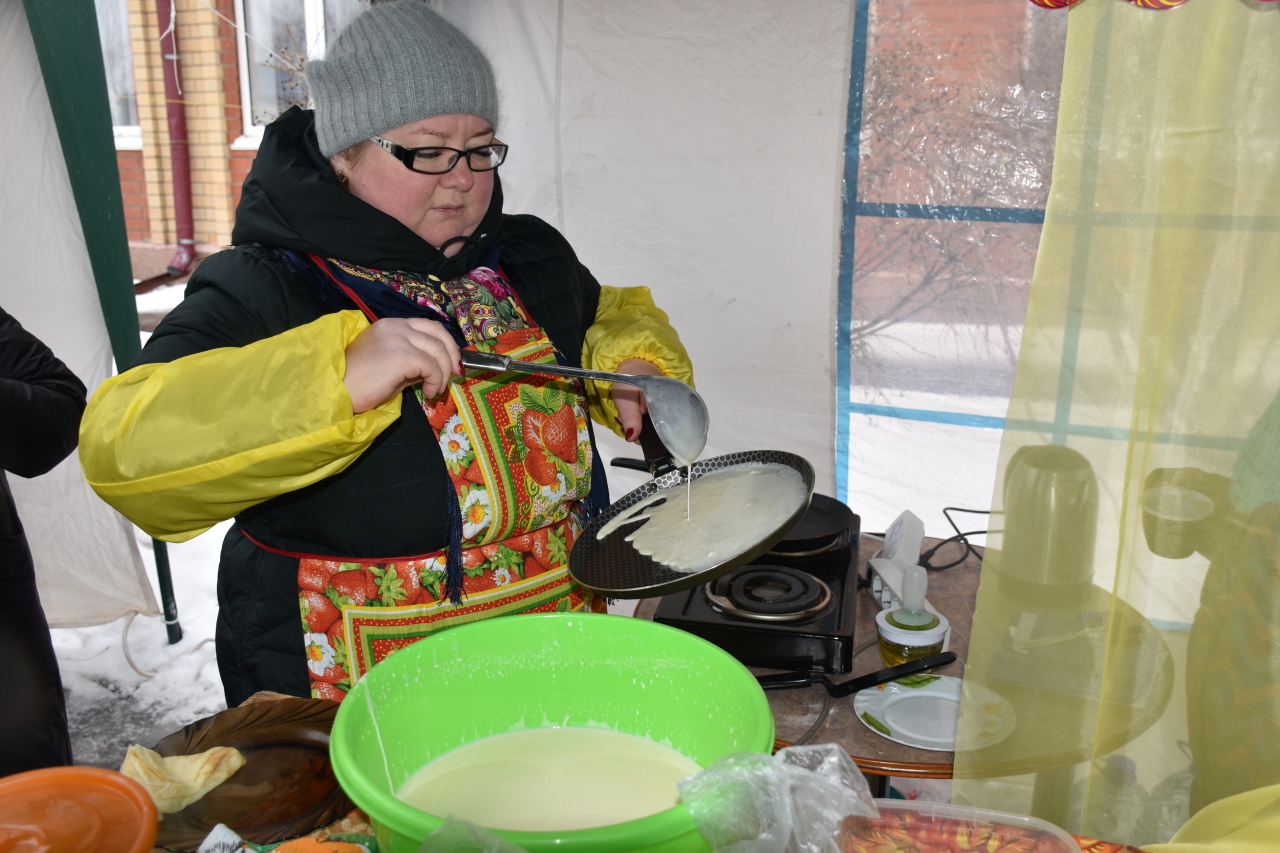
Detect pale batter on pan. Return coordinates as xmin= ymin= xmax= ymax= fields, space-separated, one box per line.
xmin=596 ymin=463 xmax=807 ymax=573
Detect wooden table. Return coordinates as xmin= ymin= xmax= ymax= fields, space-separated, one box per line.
xmin=636 ymin=535 xmax=982 ymax=791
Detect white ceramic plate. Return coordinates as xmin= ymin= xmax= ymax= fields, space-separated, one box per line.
xmin=852 ymin=675 xmax=1015 ymax=752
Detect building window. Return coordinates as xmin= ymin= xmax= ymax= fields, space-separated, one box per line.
xmin=94 ymin=0 xmax=139 ymax=141
xmin=233 ymin=0 xmax=366 ymax=147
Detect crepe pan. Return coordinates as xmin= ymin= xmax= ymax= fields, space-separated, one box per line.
xmin=570 ymin=420 xmax=816 ymax=598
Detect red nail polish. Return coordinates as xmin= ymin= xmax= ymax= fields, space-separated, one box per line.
xmin=625 ymin=428 xmax=636 ymax=441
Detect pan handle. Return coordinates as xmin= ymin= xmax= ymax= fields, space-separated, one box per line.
xmin=757 ymin=671 xmax=825 ymax=691
xmin=823 ymin=652 xmax=958 ymax=698
xmin=754 ymin=652 xmax=958 ymax=697
xmin=637 ymin=412 xmax=678 ymax=477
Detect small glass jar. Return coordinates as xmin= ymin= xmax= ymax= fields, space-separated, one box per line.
xmin=876 ymin=609 xmax=949 ymax=668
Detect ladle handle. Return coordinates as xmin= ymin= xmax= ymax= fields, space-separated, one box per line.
xmin=462 ymin=353 xmax=680 ymax=478
xmin=459 ymin=351 xmax=643 ymax=388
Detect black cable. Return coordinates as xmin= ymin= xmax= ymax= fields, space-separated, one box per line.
xmin=920 ymin=530 xmax=986 ymax=570
xmin=791 ymin=691 xmax=833 ymax=746
xmin=791 ymin=638 xmax=879 ymax=746
xmin=942 ymin=507 xmax=990 ymax=538
xmin=920 ymin=507 xmax=991 ymax=571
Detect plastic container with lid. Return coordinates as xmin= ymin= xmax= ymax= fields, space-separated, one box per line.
xmin=842 ymin=800 xmax=1077 ymax=853
xmin=0 ymin=765 xmax=159 ymax=853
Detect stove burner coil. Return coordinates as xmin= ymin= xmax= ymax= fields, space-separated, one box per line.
xmin=704 ymin=565 xmax=832 ymax=622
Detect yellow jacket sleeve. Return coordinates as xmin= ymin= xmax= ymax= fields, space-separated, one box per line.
xmin=79 ymin=311 xmax=401 ymax=542
xmin=1144 ymin=782 xmax=1280 ymax=853
xmin=580 ymin=285 xmax=694 ymax=436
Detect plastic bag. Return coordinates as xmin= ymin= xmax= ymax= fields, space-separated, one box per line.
xmin=677 ymin=743 xmax=879 ymax=853
xmin=416 ymin=817 xmax=525 ymax=853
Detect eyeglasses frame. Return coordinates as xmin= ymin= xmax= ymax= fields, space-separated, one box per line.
xmin=369 ymin=136 xmax=509 ymax=175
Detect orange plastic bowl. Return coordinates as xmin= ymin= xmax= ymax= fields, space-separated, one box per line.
xmin=0 ymin=765 xmax=159 ymax=853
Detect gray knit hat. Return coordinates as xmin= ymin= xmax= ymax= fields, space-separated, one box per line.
xmin=307 ymin=0 xmax=499 ymax=158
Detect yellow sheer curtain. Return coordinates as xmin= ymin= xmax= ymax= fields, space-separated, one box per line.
xmin=951 ymin=0 xmax=1280 ymax=847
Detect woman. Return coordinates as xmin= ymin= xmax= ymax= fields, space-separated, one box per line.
xmin=80 ymin=0 xmax=691 ymax=705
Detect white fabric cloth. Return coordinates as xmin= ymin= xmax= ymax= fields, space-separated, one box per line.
xmin=0 ymin=0 xmax=157 ymax=627
xmin=431 ymin=0 xmax=852 ymax=494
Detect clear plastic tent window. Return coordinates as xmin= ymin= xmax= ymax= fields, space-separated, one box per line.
xmin=835 ymin=0 xmax=1067 ymax=536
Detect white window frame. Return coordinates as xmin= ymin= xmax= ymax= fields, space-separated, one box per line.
xmin=231 ymin=0 xmax=327 ymax=150
xmin=231 ymin=0 xmax=260 ymax=149
xmin=303 ymin=0 xmax=326 ymax=61
xmin=114 ymin=125 xmax=142 ymax=151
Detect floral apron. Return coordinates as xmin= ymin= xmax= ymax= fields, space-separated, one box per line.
xmin=260 ymin=254 xmax=606 ymax=702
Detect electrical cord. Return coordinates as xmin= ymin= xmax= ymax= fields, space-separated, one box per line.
xmin=920 ymin=507 xmax=991 ymax=571
xmin=791 ymin=638 xmax=879 ymax=746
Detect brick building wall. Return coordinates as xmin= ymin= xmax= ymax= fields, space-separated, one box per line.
xmin=129 ymin=0 xmax=173 ymax=246
xmin=117 ymin=149 xmax=149 ymax=242
xmin=181 ymin=0 xmax=235 ymax=246
xmin=124 ymin=0 xmax=247 ymax=249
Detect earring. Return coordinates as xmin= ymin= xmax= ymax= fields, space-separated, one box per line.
xmin=335 ymin=170 xmax=349 ymax=187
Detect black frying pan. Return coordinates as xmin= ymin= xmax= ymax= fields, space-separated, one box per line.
xmin=570 ymin=416 xmax=816 ymax=598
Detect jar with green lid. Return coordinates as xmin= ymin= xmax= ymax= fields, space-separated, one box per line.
xmin=875 ymin=607 xmax=949 ymax=667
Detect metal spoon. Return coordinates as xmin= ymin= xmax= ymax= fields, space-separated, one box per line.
xmin=459 ymin=351 xmax=709 ymax=465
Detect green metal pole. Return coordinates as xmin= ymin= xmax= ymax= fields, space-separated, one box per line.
xmin=153 ymin=541 xmax=184 ymax=644
xmin=23 ymin=0 xmax=182 ymax=643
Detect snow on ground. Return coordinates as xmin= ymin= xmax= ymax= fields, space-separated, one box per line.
xmin=845 ymin=388 xmax=1007 ymax=542
xmin=52 ymin=522 xmax=232 ymax=768
xmin=133 ymin=282 xmax=188 ymax=316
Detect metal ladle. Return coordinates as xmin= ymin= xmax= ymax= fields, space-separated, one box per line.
xmin=459 ymin=351 xmax=709 ymax=465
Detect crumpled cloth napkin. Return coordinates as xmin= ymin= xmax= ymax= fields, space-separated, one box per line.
xmin=120 ymin=743 xmax=246 ymax=814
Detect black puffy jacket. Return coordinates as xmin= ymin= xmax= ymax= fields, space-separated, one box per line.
xmin=0 ymin=305 xmax=84 ymax=773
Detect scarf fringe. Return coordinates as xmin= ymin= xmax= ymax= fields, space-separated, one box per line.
xmin=443 ymin=478 xmax=466 ymax=605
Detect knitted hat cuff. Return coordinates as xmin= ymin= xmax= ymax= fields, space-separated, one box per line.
xmin=307 ymin=1 xmax=498 ymax=158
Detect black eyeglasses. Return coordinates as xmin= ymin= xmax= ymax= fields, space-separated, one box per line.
xmin=370 ymin=136 xmax=509 ymax=175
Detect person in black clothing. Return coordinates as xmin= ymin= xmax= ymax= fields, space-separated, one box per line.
xmin=80 ymin=2 xmax=692 ymax=705
xmin=0 ymin=305 xmax=85 ymax=775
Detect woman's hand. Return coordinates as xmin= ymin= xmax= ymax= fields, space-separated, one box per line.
xmin=343 ymin=318 xmax=461 ymax=413
xmin=613 ymin=357 xmax=665 ymax=443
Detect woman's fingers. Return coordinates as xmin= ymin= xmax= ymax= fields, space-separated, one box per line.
xmin=613 ymin=358 xmax=663 ymax=443
xmin=405 ymin=318 xmax=462 ymax=375
xmin=401 ymin=319 xmax=461 ymax=399
xmin=613 ymin=386 xmax=646 ymax=443
xmin=343 ymin=318 xmax=461 ymax=413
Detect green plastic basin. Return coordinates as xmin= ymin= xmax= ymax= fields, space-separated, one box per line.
xmin=330 ymin=612 xmax=774 ymax=853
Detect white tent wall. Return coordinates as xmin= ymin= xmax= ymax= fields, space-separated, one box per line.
xmin=432 ymin=0 xmax=854 ymax=495
xmin=0 ymin=0 xmax=157 ymax=627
